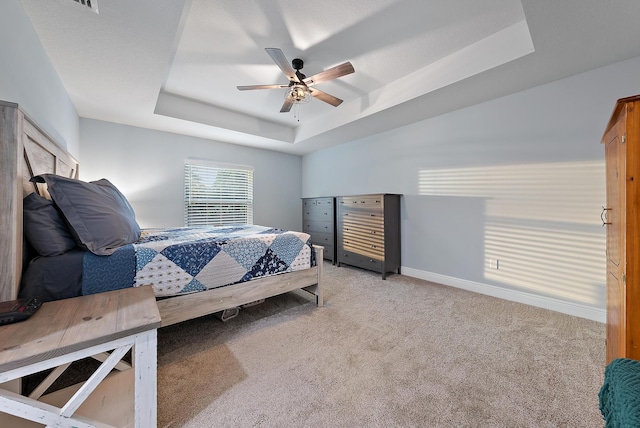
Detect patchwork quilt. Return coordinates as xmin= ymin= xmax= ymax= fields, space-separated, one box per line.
xmin=82 ymin=225 xmax=314 ymax=297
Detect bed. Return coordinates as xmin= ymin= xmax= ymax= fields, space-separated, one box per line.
xmin=0 ymin=100 xmax=323 ymax=327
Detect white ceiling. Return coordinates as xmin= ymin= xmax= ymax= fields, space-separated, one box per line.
xmin=18 ymin=0 xmax=640 ymax=155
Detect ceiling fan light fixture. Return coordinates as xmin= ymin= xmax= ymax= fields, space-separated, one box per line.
xmin=286 ymin=84 xmax=311 ymax=104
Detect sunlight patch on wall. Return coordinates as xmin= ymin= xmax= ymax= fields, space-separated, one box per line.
xmin=419 ymin=161 xmax=604 ymax=224
xmin=419 ymin=160 xmax=606 ymax=305
xmin=485 ymin=220 xmax=604 ymax=305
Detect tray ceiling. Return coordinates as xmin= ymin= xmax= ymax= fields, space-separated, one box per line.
xmin=19 ymin=0 xmax=640 ymax=155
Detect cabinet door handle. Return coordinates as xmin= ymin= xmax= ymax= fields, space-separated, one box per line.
xmin=601 ymin=206 xmax=612 ymax=226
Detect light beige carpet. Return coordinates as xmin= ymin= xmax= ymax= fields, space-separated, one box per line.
xmin=155 ymin=264 xmax=606 ymax=428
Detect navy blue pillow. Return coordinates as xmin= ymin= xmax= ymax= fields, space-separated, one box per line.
xmin=19 ymin=250 xmax=84 ymax=302
xmin=31 ymin=174 xmax=141 ymax=256
xmin=23 ymin=192 xmax=78 ymax=256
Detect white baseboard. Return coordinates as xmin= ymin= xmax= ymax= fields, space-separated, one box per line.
xmin=401 ymin=266 xmax=606 ymax=323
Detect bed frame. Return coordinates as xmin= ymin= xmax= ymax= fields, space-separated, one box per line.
xmin=0 ymin=100 xmax=323 ymax=327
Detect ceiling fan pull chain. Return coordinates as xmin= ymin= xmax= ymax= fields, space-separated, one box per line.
xmin=294 ymin=102 xmax=301 ymax=122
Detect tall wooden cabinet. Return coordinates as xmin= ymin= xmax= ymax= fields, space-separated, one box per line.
xmin=302 ymin=197 xmax=336 ymax=264
xmin=603 ymin=94 xmax=640 ymax=364
xmin=336 ymin=194 xmax=401 ymax=279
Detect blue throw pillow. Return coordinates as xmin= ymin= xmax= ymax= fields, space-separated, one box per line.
xmin=23 ymin=192 xmax=78 ymax=256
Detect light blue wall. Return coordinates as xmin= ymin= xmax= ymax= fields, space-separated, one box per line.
xmin=303 ymin=55 xmax=640 ymax=320
xmin=0 ymin=0 xmax=79 ymax=157
xmin=80 ymin=119 xmax=303 ymax=231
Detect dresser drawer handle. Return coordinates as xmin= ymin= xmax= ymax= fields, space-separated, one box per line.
xmin=370 ymin=214 xmax=376 ymax=217
xmin=370 ymin=231 xmax=376 ymax=234
xmin=371 ymin=245 xmax=377 ymax=249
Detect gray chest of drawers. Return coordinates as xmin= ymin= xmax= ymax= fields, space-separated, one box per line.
xmin=336 ymin=194 xmax=401 ymax=279
xmin=302 ymin=197 xmax=336 ymax=264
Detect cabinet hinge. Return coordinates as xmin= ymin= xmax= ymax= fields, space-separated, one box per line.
xmin=622 ymin=135 xmax=627 ymax=144
xmin=623 ymin=274 xmax=626 ymax=284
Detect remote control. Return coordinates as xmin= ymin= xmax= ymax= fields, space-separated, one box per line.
xmin=0 ymin=298 xmax=42 ymax=326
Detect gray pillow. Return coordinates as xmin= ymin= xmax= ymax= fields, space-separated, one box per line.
xmin=23 ymin=192 xmax=78 ymax=256
xmin=31 ymin=174 xmax=141 ymax=255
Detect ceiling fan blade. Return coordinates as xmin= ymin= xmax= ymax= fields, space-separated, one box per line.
xmin=237 ymin=84 xmax=289 ymax=91
xmin=280 ymin=97 xmax=294 ymax=113
xmin=309 ymin=88 xmax=343 ymax=107
xmin=265 ymin=48 xmax=298 ymax=82
xmin=304 ymin=62 xmax=354 ymax=86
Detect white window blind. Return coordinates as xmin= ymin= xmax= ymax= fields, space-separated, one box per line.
xmin=184 ymin=160 xmax=254 ymax=226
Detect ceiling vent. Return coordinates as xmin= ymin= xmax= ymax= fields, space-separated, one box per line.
xmin=72 ymin=0 xmax=99 ymax=14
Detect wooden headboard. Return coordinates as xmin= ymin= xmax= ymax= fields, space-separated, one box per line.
xmin=0 ymin=101 xmax=79 ymax=301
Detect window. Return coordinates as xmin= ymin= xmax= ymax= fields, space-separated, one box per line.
xmin=184 ymin=159 xmax=254 ymax=226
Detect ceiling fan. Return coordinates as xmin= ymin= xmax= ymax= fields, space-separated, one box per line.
xmin=237 ymin=48 xmax=355 ymax=113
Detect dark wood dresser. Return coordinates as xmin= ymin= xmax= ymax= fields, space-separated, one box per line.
xmin=302 ymin=197 xmax=336 ymax=264
xmin=336 ymin=194 xmax=401 ymax=279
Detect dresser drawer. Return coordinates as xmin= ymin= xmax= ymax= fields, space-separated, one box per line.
xmin=338 ymin=195 xmax=383 ymax=211
xmin=341 ymin=210 xmax=384 ymax=229
xmin=341 ymin=234 xmax=384 ymax=260
xmin=338 ymin=250 xmax=383 ymax=271
xmin=303 ymin=220 xmax=333 ymax=234
xmin=310 ymin=232 xmax=334 ymax=246
xmin=310 ymin=240 xmax=334 ymax=262
xmin=303 ymin=204 xmax=334 ymax=221
xmin=304 ymin=197 xmax=334 ymax=208
xmin=315 ymin=198 xmax=334 ymax=209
